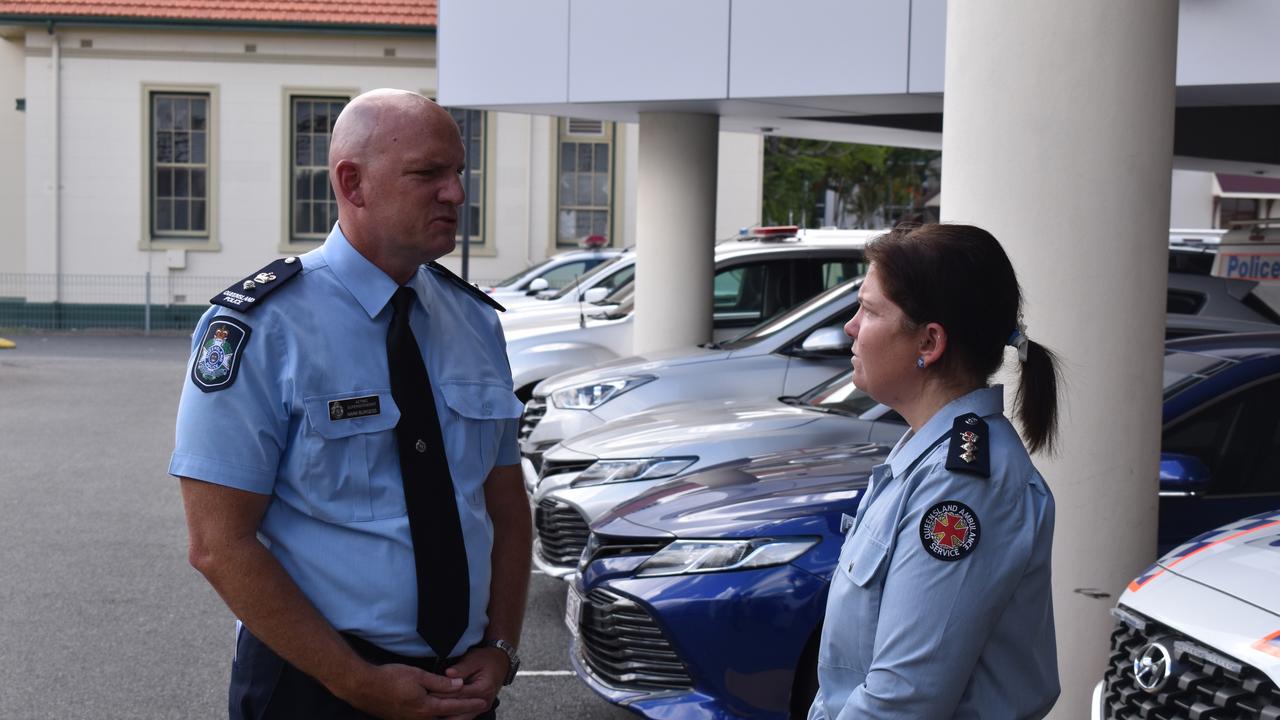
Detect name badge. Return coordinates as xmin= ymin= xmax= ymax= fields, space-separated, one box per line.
xmin=840 ymin=513 xmax=856 ymax=535
xmin=328 ymin=395 xmax=381 ymax=421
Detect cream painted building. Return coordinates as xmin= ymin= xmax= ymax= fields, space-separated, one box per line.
xmin=0 ymin=2 xmax=763 ymax=317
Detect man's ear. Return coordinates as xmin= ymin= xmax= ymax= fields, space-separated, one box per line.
xmin=333 ymin=159 xmax=364 ymax=207
xmin=919 ymin=322 xmax=948 ymax=365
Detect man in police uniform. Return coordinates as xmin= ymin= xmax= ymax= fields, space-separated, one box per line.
xmin=171 ymin=89 xmax=530 ymax=719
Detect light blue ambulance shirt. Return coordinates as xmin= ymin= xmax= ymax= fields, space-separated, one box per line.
xmin=809 ymin=386 xmax=1059 ymax=720
xmin=169 ymin=225 xmax=523 ymax=657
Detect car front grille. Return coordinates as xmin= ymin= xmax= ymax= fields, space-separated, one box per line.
xmin=1102 ymin=607 xmax=1280 ymax=719
xmin=535 ymin=498 xmax=590 ymax=567
xmin=519 ymin=397 xmax=546 ymax=444
xmin=579 ymin=587 xmax=692 ymax=691
xmin=539 ymin=458 xmax=594 ymax=479
xmin=582 ymin=533 xmax=669 ymax=567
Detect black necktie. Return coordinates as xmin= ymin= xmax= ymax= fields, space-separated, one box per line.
xmin=386 ymin=286 xmax=469 ymax=659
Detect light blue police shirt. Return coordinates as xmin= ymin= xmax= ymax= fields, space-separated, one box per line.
xmin=809 ymin=386 xmax=1059 ymax=720
xmin=169 ymin=225 xmax=523 ymax=657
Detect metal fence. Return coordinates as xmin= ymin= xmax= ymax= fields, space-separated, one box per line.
xmin=0 ymin=273 xmax=238 ymax=333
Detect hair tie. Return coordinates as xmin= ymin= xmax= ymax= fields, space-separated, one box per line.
xmin=1007 ymin=321 xmax=1030 ymax=363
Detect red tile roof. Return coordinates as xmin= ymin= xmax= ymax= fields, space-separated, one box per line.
xmin=0 ymin=0 xmax=436 ymax=28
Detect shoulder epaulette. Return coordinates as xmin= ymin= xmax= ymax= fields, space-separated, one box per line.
xmin=426 ymin=261 xmax=506 ymax=312
xmin=945 ymin=412 xmax=990 ymax=478
xmin=210 ymin=256 xmax=303 ymax=312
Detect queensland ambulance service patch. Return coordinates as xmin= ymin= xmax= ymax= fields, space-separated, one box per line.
xmin=191 ymin=317 xmax=250 ymax=393
xmin=920 ymin=500 xmax=980 ymax=561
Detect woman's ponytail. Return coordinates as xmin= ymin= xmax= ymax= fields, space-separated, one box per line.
xmin=1014 ymin=339 xmax=1061 ymax=455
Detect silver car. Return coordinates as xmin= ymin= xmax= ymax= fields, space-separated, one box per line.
xmin=528 ymin=370 xmax=906 ymax=577
xmin=519 ymin=278 xmax=863 ymax=488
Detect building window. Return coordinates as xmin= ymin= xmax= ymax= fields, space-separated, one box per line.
xmin=448 ymin=108 xmax=485 ymax=245
xmin=151 ymin=92 xmax=209 ymax=238
xmin=1218 ymin=197 xmax=1260 ymax=228
xmin=557 ymin=118 xmax=614 ymax=247
xmin=291 ymin=96 xmax=347 ymax=243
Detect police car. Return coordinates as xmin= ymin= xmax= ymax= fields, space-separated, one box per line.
xmin=1091 ymin=508 xmax=1280 ymax=719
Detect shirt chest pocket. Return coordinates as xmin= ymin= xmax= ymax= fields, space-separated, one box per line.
xmin=820 ymin=532 xmax=891 ymax=673
xmin=301 ymin=390 xmax=403 ymax=523
xmin=436 ymin=381 xmax=524 ymax=484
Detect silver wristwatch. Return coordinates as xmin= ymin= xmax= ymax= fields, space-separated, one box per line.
xmin=483 ymin=638 xmax=520 ymax=685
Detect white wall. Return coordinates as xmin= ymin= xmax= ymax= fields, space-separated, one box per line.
xmin=10 ymin=25 xmax=761 ymax=294
xmin=1169 ymin=170 xmax=1215 ymax=228
xmin=715 ymin=130 xmax=763 ymax=238
xmin=0 ymin=32 xmax=24 ymax=277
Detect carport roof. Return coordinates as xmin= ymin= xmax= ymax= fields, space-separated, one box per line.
xmin=0 ymin=0 xmax=436 ymax=28
xmin=1216 ymin=173 xmax=1280 ymax=198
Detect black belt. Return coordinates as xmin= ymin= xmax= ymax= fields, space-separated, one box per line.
xmin=342 ymin=633 xmax=464 ymax=675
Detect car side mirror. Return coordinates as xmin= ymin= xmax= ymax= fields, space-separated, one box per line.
xmin=1159 ymin=453 xmax=1211 ymax=497
xmin=526 ymin=277 xmax=550 ymax=294
xmin=800 ymin=326 xmax=852 ymax=355
xmin=581 ymin=287 xmax=610 ymax=304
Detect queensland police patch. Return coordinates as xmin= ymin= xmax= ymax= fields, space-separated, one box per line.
xmin=191 ymin=317 xmax=250 ymax=393
xmin=919 ymin=500 xmax=980 ymax=561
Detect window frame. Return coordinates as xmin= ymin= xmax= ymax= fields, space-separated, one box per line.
xmin=553 ymin=117 xmax=617 ymax=250
xmin=428 ymin=92 xmax=498 ymax=256
xmin=279 ymin=89 xmax=356 ymax=253
xmin=140 ymin=84 xmax=219 ymax=251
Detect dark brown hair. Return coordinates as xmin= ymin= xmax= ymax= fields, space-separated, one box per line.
xmin=865 ymin=223 xmax=1060 ymax=453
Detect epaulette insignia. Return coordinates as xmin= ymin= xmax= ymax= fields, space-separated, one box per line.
xmin=945 ymin=413 xmax=990 ymax=477
xmin=426 ymin=261 xmax=507 ymax=312
xmin=210 ymin=257 xmax=302 ymax=312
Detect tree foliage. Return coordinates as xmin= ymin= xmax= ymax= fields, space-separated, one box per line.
xmin=762 ymin=137 xmax=940 ymax=228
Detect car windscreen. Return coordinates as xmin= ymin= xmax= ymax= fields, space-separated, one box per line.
xmin=494 ymin=256 xmax=559 ymax=288
xmin=1162 ymin=349 xmax=1233 ymax=401
xmin=549 ymin=255 xmax=630 ymax=300
xmin=718 ymin=278 xmax=861 ymax=351
xmin=794 ymin=370 xmax=880 ymax=416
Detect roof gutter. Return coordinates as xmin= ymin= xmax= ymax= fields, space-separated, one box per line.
xmin=0 ymin=14 xmax=436 ymax=36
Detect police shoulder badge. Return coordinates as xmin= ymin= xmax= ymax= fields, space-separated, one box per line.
xmin=919 ymin=500 xmax=980 ymax=561
xmin=210 ymin=256 xmax=302 ymax=312
xmin=191 ymin=317 xmax=251 ymax=393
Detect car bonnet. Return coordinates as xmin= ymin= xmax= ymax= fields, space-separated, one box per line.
xmin=535 ymin=345 xmax=733 ymax=394
xmin=1135 ymin=508 xmax=1280 ymax=613
xmin=591 ymin=443 xmax=886 ymax=539
xmin=558 ymin=397 xmax=824 ymax=457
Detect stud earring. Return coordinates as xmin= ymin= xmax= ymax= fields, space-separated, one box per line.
xmin=916 ymin=356 xmax=926 ymax=369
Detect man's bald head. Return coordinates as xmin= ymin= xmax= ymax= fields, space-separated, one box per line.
xmin=326 ymin=88 xmax=467 ymax=283
xmin=329 ymin=89 xmax=454 ymax=172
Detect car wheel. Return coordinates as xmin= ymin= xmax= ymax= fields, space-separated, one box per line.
xmin=790 ymin=627 xmax=821 ymax=720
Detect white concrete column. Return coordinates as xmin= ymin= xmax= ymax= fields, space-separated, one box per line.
xmin=633 ymin=112 xmax=719 ymax=354
xmin=940 ymin=3 xmax=1178 ymax=718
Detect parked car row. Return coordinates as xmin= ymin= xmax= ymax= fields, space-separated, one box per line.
xmin=501 ymin=235 xmax=1280 ymax=719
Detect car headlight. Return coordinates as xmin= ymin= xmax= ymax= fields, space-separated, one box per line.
xmin=571 ymin=457 xmax=697 ymax=487
xmin=549 ymin=375 xmax=655 ymax=410
xmin=634 ymin=537 xmax=820 ymax=577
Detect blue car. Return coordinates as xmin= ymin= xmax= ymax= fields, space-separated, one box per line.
xmin=568 ymin=331 xmax=1280 ymax=720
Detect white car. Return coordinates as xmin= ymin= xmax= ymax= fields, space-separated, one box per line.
xmin=1090 ymin=508 xmax=1280 ymax=719
xmin=528 ymin=370 xmax=907 ymax=577
xmin=505 ymin=230 xmax=879 ymax=401
xmin=482 ymin=248 xmax=622 ymax=307
xmin=499 ymin=249 xmax=636 ymax=315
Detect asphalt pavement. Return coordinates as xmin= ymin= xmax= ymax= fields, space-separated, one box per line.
xmin=0 ymin=332 xmax=635 ymax=719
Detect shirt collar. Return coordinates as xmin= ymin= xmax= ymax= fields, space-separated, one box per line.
xmin=320 ymin=224 xmax=429 ymax=318
xmin=886 ymin=385 xmax=1006 ymax=478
